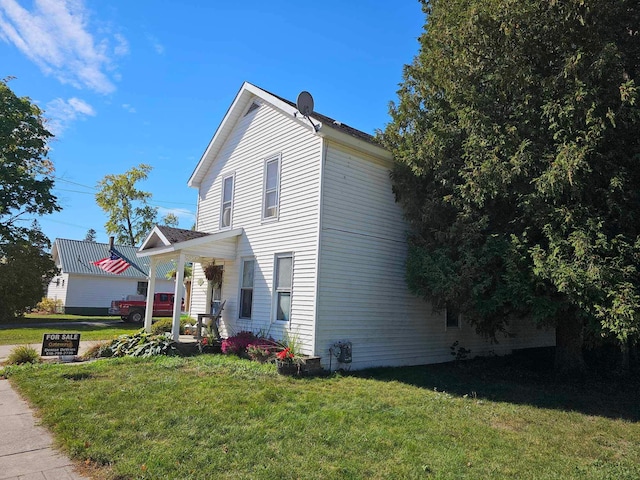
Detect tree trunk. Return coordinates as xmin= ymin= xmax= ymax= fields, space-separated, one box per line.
xmin=554 ymin=312 xmax=587 ymax=379
xmin=620 ymin=338 xmax=630 ymax=376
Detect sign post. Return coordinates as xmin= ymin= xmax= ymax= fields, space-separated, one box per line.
xmin=41 ymin=333 xmax=81 ymax=361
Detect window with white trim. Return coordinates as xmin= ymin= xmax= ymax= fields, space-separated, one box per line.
xmin=137 ymin=281 xmax=148 ymax=296
xmin=220 ymin=174 xmax=234 ymax=229
xmin=263 ymin=155 xmax=281 ymax=220
xmin=239 ymin=259 xmax=255 ymax=319
xmin=273 ymin=253 xmax=292 ymax=322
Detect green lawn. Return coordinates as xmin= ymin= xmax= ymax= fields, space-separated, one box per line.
xmin=0 ymin=324 xmax=142 ymax=345
xmin=0 ymin=314 xmax=118 ymax=325
xmin=5 ymin=355 xmax=639 ymax=479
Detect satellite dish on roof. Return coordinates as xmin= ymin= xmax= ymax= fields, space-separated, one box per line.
xmin=296 ymin=91 xmax=314 ymax=117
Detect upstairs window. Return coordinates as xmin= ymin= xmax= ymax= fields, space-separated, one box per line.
xmin=273 ymin=253 xmax=293 ymax=322
xmin=239 ymin=259 xmax=255 ymax=319
xmin=220 ymin=174 xmax=234 ymax=229
xmin=446 ymin=306 xmax=460 ymax=329
xmin=263 ymin=155 xmax=281 ymax=220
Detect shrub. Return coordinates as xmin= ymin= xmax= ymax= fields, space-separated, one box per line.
xmin=6 ymin=345 xmax=41 ymax=365
xmin=221 ymin=331 xmax=257 ymax=356
xmin=246 ymin=338 xmax=278 ymax=363
xmin=151 ymin=317 xmax=188 ymax=335
xmin=34 ymin=297 xmax=63 ymax=314
xmin=81 ymin=341 xmax=114 ymax=360
xmin=111 ymin=330 xmax=179 ymax=357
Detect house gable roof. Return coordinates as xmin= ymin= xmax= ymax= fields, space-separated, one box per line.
xmin=137 ymin=225 xmax=242 ymax=260
xmin=188 ymin=82 xmax=391 ymax=188
xmin=52 ymin=238 xmax=174 ymax=279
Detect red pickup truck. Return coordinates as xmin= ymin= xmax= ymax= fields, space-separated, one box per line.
xmin=109 ymin=293 xmax=183 ymax=323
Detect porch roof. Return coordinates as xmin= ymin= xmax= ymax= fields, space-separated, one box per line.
xmin=136 ymin=225 xmax=243 ymax=262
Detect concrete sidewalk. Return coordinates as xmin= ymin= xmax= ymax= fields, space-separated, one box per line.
xmin=0 ymin=379 xmax=88 ymax=479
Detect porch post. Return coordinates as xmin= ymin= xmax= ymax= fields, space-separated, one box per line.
xmin=144 ymin=257 xmax=157 ymax=333
xmin=172 ymin=252 xmax=186 ymax=341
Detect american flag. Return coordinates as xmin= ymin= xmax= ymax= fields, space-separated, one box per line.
xmin=92 ymin=251 xmax=131 ymax=274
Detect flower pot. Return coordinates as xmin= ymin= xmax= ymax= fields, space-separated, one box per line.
xmin=276 ymin=361 xmax=301 ymax=376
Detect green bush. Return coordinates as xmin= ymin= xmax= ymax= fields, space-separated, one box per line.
xmin=150 ymin=317 xmax=188 ymax=335
xmin=6 ymin=345 xmax=41 ymax=365
xmin=35 ymin=297 xmax=64 ymax=314
xmin=81 ymin=341 xmax=114 ymax=360
xmin=110 ymin=330 xmax=178 ymax=357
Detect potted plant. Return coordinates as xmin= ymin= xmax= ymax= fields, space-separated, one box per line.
xmin=275 ymin=347 xmax=306 ymax=375
xmin=202 ymin=262 xmax=223 ymax=285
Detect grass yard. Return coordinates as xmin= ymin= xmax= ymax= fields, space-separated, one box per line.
xmin=5 ymin=354 xmax=639 ymax=479
xmin=0 ymin=314 xmax=118 ymax=325
xmin=0 ymin=323 xmax=142 ymax=345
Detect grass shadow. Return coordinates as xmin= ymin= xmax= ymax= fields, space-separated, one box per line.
xmin=353 ymin=349 xmax=640 ymax=422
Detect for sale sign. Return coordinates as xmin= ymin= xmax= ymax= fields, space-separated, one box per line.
xmin=41 ymin=333 xmax=81 ymax=356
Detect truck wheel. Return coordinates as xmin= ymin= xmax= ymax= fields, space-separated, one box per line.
xmin=128 ymin=310 xmax=144 ymax=323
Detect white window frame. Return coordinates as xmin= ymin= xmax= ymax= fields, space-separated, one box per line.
xmin=220 ymin=173 xmax=235 ymax=230
xmin=272 ymin=252 xmax=293 ymax=323
xmin=445 ymin=307 xmax=461 ymax=330
xmin=262 ymin=154 xmax=281 ymax=222
xmin=239 ymin=258 xmax=255 ymax=320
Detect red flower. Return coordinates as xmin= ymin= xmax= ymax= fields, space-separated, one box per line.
xmin=201 ymin=338 xmax=208 ymax=346
xmin=276 ymin=348 xmax=294 ymax=361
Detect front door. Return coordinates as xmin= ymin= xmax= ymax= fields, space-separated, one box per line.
xmin=210 ymin=277 xmax=222 ymax=314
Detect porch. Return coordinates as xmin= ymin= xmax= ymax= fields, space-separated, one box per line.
xmin=136 ymin=225 xmax=243 ymax=341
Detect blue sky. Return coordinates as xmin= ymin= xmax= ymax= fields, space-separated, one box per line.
xmin=1 ymin=0 xmax=424 ymax=245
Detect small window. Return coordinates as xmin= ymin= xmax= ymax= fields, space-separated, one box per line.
xmin=220 ymin=174 xmax=234 ymax=229
xmin=160 ymin=294 xmax=170 ymax=302
xmin=446 ymin=307 xmax=460 ymax=329
xmin=273 ymin=253 xmax=292 ymax=322
xmin=137 ymin=282 xmax=148 ymax=296
xmin=239 ymin=259 xmax=255 ymax=319
xmin=263 ymin=155 xmax=281 ymax=220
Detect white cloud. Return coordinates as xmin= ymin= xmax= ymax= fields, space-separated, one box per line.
xmin=122 ymin=103 xmax=136 ymax=113
xmin=0 ymin=0 xmax=127 ymax=94
xmin=45 ymin=97 xmax=96 ymax=135
xmin=146 ymin=33 xmax=164 ymax=55
xmin=157 ymin=207 xmax=196 ymax=221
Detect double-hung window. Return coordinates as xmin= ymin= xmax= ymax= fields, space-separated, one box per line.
xmin=220 ymin=174 xmax=234 ymax=229
xmin=263 ymin=155 xmax=281 ymax=220
xmin=446 ymin=306 xmax=460 ymax=329
xmin=273 ymin=253 xmax=292 ymax=322
xmin=239 ymin=259 xmax=255 ymax=319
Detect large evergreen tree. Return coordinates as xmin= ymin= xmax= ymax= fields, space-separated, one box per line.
xmin=382 ymin=0 xmax=640 ymax=375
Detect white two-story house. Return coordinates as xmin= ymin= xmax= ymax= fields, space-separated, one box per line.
xmin=137 ymin=82 xmax=554 ymax=370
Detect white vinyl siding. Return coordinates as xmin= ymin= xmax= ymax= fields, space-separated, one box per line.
xmin=194 ymin=100 xmax=321 ymax=353
xmin=262 ymin=155 xmax=281 ymax=221
xmin=62 ymin=275 xmax=176 ymax=309
xmin=220 ymin=174 xmax=234 ymax=229
xmin=315 ymin=142 xmax=555 ymax=369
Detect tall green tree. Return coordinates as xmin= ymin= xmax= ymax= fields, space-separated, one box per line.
xmin=84 ymin=228 xmax=97 ymax=242
xmin=382 ymin=0 xmax=640 ymax=375
xmin=0 ymin=79 xmax=59 ymax=319
xmin=95 ymin=164 xmax=157 ymax=246
xmin=161 ymin=213 xmax=179 ymax=228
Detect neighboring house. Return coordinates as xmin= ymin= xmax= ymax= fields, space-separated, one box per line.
xmin=137 ymin=82 xmax=554 ymax=370
xmin=48 ymin=238 xmax=178 ymax=315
